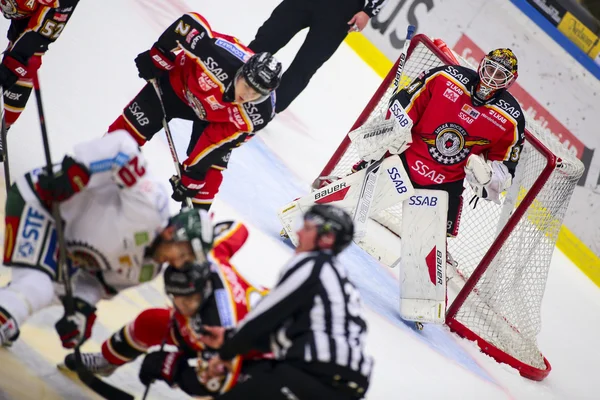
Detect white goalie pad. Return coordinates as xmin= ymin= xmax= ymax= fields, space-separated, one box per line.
xmin=348 ymin=117 xmax=412 ymax=162
xmin=278 ymin=155 xmax=415 ymax=248
xmin=399 ymin=189 xmax=448 ymax=325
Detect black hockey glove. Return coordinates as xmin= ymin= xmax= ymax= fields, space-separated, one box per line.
xmin=54 ymin=297 xmax=97 ymax=349
xmin=139 ymin=351 xmax=186 ymax=386
xmin=0 ymin=54 xmax=29 ymax=90
xmin=37 ymin=155 xmax=91 ymax=205
xmin=135 ymin=45 xmax=176 ymax=81
xmin=169 ymin=173 xmax=205 ymax=203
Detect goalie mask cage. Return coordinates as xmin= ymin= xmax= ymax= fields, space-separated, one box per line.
xmin=316 ymin=34 xmax=584 ymax=380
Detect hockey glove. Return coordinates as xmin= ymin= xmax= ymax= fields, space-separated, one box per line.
xmin=464 ymin=154 xmax=512 ymax=204
xmin=169 ymin=172 xmax=205 ymax=203
xmin=135 ymin=45 xmax=176 ymax=81
xmin=54 ymin=297 xmax=97 ymax=349
xmin=0 ymin=54 xmax=29 ymax=90
xmin=139 ymin=351 xmax=186 ymax=386
xmin=37 ymin=155 xmax=91 ymax=205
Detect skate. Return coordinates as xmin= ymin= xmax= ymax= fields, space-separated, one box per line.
xmin=0 ymin=318 xmax=19 ymax=347
xmin=60 ymin=352 xmax=118 ymax=377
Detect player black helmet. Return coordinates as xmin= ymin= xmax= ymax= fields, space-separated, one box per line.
xmin=241 ymin=52 xmax=282 ymax=96
xmin=168 ymin=208 xmax=214 ymax=263
xmin=304 ymin=204 xmax=354 ymax=254
xmin=163 ymin=262 xmax=213 ymax=302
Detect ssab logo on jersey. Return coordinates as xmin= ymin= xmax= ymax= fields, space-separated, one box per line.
xmin=420 ymin=123 xmax=490 ymax=165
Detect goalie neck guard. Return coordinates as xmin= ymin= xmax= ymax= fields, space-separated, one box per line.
xmin=304 ymin=204 xmax=354 ymax=254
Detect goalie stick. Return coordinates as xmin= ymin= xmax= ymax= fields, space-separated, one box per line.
xmin=0 ymin=87 xmax=10 ymax=193
xmin=32 ymin=72 xmax=134 ymax=400
xmin=352 ymin=25 xmax=415 ymax=239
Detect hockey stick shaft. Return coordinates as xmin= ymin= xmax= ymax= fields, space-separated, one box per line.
xmin=149 ymin=79 xmax=193 ymax=209
xmin=352 ymin=25 xmax=415 ymax=240
xmin=32 ymin=72 xmax=134 ymax=400
xmin=0 ymin=87 xmax=10 ymax=192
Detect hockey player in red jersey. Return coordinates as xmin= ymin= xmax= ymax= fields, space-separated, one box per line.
xmin=66 ymin=220 xmax=271 ymax=397
xmin=0 ymin=131 xmax=216 ymax=349
xmin=354 ymin=48 xmax=525 ymax=237
xmin=107 ymin=12 xmax=282 ymax=210
xmin=0 ymin=0 xmax=80 ymax=127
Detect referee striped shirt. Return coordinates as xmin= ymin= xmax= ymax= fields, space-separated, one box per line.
xmin=218 ymin=250 xmax=373 ymax=386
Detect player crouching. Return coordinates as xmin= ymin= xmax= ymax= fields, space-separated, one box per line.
xmin=64 ymin=220 xmax=272 ymax=398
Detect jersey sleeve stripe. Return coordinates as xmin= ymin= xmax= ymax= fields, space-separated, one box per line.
xmin=186 ymin=13 xmax=214 ymax=38
xmin=185 ymin=130 xmax=246 ymax=167
xmin=11 ymin=7 xmax=51 ymax=49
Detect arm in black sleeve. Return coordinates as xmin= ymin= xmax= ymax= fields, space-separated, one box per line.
xmin=8 ymin=0 xmax=80 ymax=62
xmin=154 ymin=12 xmax=215 ymax=55
xmin=218 ymin=256 xmax=323 ymax=360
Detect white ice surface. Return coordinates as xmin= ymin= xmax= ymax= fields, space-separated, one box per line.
xmin=0 ymin=0 xmax=598 ymax=399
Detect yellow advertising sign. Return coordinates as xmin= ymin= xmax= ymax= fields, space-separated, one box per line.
xmin=588 ymin=38 xmax=600 ymax=60
xmin=557 ymin=12 xmax=598 ymax=53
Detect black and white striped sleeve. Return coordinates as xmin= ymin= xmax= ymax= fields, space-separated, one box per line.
xmin=218 ymin=254 xmax=323 ymax=361
xmin=364 ymin=0 xmax=389 ymax=17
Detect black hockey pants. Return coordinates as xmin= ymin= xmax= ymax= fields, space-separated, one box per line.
xmin=217 ymin=361 xmax=365 ymax=399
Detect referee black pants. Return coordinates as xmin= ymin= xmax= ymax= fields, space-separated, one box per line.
xmin=217 ymin=362 xmax=363 ymax=399
xmin=248 ymin=0 xmax=364 ymax=112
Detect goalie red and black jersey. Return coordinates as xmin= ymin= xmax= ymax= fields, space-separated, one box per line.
xmin=389 ymin=64 xmax=526 ymax=186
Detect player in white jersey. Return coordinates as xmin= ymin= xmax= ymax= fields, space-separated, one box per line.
xmin=0 ymin=130 xmax=215 ymax=349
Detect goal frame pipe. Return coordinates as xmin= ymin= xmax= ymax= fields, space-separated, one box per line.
xmin=317 ymin=34 xmax=450 ymax=179
xmin=446 ymin=130 xmax=556 ymax=381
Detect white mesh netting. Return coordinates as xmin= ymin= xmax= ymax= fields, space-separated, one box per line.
xmin=320 ymin=35 xmax=584 ymax=375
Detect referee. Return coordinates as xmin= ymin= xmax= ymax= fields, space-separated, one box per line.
xmin=248 ymin=0 xmax=390 ymax=112
xmin=199 ymin=204 xmax=373 ymax=399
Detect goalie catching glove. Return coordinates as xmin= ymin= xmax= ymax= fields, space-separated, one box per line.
xmin=464 ymin=154 xmax=512 ymax=204
xmin=348 ymin=116 xmax=412 ymax=162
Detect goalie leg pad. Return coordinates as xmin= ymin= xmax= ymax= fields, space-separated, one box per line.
xmin=399 ymin=189 xmax=448 ymax=325
xmin=278 ymin=156 xmax=414 ymax=245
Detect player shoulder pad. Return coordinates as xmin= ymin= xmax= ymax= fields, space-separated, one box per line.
xmin=440 ymin=64 xmax=477 ymax=86
xmin=242 ymin=93 xmax=276 ymax=133
xmin=491 ymin=91 xmax=525 ymax=123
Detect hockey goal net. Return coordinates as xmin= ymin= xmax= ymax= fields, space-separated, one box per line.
xmin=316 ymin=34 xmax=584 ymax=380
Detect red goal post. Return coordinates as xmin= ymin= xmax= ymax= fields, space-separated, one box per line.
xmin=316 ymin=34 xmax=584 ymax=380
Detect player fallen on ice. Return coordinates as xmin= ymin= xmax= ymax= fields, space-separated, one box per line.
xmin=0 ymin=0 xmax=81 ymax=128
xmin=0 ymin=131 xmax=214 ymax=348
xmin=199 ymin=204 xmax=373 ymax=400
xmin=64 ymin=220 xmax=273 ymax=398
xmin=107 ymin=12 xmax=282 ymax=210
